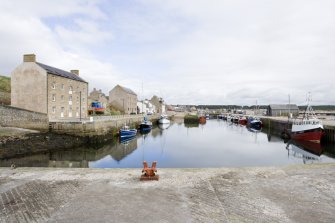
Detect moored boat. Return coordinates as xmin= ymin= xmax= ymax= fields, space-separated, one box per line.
xmin=247 ymin=117 xmax=262 ymax=129
xmin=119 ymin=125 xmax=137 ymax=138
xmin=139 ymin=116 xmax=152 ymax=132
xmin=199 ymin=116 xmax=206 ymax=124
xmin=238 ymin=117 xmax=247 ymax=125
xmin=158 ymin=114 xmax=170 ymax=124
xmin=291 ymin=100 xmax=324 ymax=143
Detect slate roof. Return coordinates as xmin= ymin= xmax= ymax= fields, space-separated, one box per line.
xmin=269 ymin=104 xmax=299 ymax=110
xmin=118 ymin=85 xmax=137 ymax=96
xmin=36 ymin=62 xmax=87 ymax=83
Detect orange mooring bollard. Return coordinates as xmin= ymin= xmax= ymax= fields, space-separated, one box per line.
xmin=140 ymin=161 xmax=159 ymax=181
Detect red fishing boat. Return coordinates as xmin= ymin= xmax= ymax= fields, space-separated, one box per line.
xmin=199 ymin=116 xmax=206 ymax=124
xmin=291 ymin=96 xmax=324 ymax=143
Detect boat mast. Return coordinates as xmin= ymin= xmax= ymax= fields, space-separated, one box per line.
xmin=288 ymin=94 xmax=291 ymax=119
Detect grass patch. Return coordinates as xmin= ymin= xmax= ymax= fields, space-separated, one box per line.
xmin=184 ymin=114 xmax=199 ymax=124
xmin=0 ymin=75 xmax=11 ymax=93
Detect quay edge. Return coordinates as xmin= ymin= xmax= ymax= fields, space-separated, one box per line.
xmin=1 ymin=163 xmax=335 ymax=222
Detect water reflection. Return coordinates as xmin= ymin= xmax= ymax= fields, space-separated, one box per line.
xmin=158 ymin=123 xmax=170 ymax=130
xmin=286 ymin=140 xmax=323 ymax=164
xmin=1 ymin=120 xmax=335 ymax=168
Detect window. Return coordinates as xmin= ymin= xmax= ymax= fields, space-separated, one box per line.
xmin=69 ymin=95 xmax=72 ymax=101
xmin=51 ymin=82 xmax=56 ymax=89
xmin=61 ymin=95 xmax=64 ymax=101
xmin=52 ymin=106 xmax=56 ymax=113
xmin=61 ymin=107 xmax=65 ymax=112
xmin=52 ymin=94 xmax=56 ymax=102
xmin=69 ymin=86 xmax=73 ymax=93
xmin=61 ymin=84 xmax=64 ymax=90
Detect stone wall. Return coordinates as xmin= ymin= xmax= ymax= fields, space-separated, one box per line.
xmin=0 ymin=105 xmax=48 ymax=130
xmin=50 ymin=114 xmax=159 ymax=136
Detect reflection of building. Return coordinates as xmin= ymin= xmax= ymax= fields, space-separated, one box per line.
xmin=109 ymin=85 xmax=137 ymax=114
xmin=111 ymin=138 xmax=138 ymax=161
xmin=0 ymin=138 xmax=138 ymax=168
xmin=11 ymin=54 xmax=88 ymax=121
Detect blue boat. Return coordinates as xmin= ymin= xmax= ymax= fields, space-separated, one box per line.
xmin=119 ymin=126 xmax=137 ymax=138
xmin=139 ymin=117 xmax=152 ymax=132
xmin=249 ymin=119 xmax=262 ymax=130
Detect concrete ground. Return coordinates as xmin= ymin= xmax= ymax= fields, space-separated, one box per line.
xmin=1 ymin=164 xmax=335 ymax=223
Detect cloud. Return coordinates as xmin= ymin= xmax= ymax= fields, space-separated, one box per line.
xmin=1 ymin=0 xmax=335 ymax=105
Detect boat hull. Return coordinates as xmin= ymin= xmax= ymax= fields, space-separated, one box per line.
xmin=158 ymin=118 xmax=170 ymax=124
xmin=119 ymin=129 xmax=137 ymax=138
xmin=291 ymin=128 xmax=324 ymax=143
xmin=199 ymin=116 xmax=206 ymax=124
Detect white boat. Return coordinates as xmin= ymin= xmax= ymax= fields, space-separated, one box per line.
xmin=291 ymin=95 xmax=324 ymax=143
xmin=158 ymin=114 xmax=170 ymax=124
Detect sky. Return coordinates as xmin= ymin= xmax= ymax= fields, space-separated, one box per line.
xmin=0 ymin=0 xmax=335 ymax=106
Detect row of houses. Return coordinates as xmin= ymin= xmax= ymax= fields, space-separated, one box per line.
xmin=10 ymin=54 xmax=166 ymax=121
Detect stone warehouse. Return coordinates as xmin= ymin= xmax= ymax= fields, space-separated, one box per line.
xmin=11 ymin=54 xmax=88 ymax=121
xmin=109 ymin=85 xmax=137 ymax=114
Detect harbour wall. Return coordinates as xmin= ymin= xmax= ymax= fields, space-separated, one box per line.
xmin=49 ymin=114 xmax=160 ymax=137
xmin=0 ymin=105 xmax=48 ymax=130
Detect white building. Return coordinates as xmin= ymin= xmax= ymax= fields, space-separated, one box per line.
xmin=137 ymin=100 xmax=156 ymax=114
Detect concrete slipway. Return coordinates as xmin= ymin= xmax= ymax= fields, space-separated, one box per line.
xmin=1 ymin=164 xmax=335 ymax=223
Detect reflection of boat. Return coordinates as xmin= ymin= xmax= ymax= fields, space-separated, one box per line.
xmin=247 ymin=127 xmax=261 ymax=133
xmin=158 ymin=114 xmax=170 ymax=124
xmin=119 ymin=126 xmax=137 ymax=138
xmin=290 ymin=140 xmax=323 ymax=156
xmin=139 ymin=116 xmax=152 ymax=131
xmin=291 ymin=96 xmax=324 ymax=143
xmin=286 ymin=140 xmax=322 ymax=164
xmin=158 ymin=123 xmax=170 ymax=130
xmin=120 ymin=135 xmax=136 ymax=144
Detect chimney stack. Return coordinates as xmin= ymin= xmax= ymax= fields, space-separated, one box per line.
xmin=70 ymin=70 xmax=79 ymax=76
xmin=23 ymin=54 xmax=36 ymax=62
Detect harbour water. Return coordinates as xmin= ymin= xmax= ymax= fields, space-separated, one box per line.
xmin=90 ymin=120 xmax=335 ymax=168
xmin=2 ymin=119 xmax=335 ymax=168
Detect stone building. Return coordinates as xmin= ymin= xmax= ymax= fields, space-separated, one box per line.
xmin=11 ymin=54 xmax=88 ymax=121
xmin=267 ymin=104 xmax=299 ymax=117
xmin=109 ymin=85 xmax=137 ymax=114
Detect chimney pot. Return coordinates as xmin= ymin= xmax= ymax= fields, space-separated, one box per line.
xmin=70 ymin=70 xmax=79 ymax=76
xmin=23 ymin=54 xmax=36 ymax=62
